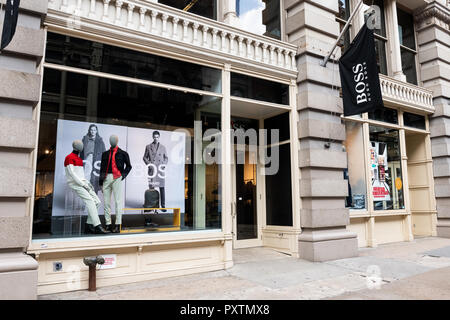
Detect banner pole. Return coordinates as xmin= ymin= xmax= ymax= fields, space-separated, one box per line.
xmin=320 ymin=0 xmax=364 ymax=67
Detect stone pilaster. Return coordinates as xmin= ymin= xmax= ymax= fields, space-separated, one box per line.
xmin=415 ymin=1 xmax=450 ymax=238
xmin=284 ymin=0 xmax=358 ymax=261
xmin=0 ymin=0 xmax=48 ymax=299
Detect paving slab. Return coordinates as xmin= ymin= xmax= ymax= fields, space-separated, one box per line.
xmin=324 ymin=256 xmax=433 ymax=281
xmin=329 ymin=266 xmax=450 ymax=300
xmin=423 ymin=245 xmax=450 ymax=258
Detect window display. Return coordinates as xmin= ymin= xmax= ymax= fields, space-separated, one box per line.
xmin=34 ymin=35 xmax=223 ymax=239
xmin=344 ymin=122 xmax=367 ymax=209
xmin=369 ymin=125 xmax=404 ymax=210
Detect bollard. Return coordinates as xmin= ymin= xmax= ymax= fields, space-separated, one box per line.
xmin=83 ymin=256 xmax=105 ymax=291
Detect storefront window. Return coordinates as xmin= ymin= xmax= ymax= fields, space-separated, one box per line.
xmin=34 ymin=37 xmax=223 ymax=239
xmin=344 ymin=122 xmax=367 ymax=209
xmin=369 ymin=125 xmax=404 ymax=211
xmin=159 ymin=0 xmax=217 ymax=20
xmin=231 ymin=73 xmax=289 ymax=105
xmin=404 ymin=112 xmax=426 ymax=130
xmin=368 ymin=107 xmax=398 ymax=124
xmin=264 ymin=113 xmax=292 ymax=226
xmin=45 ymin=33 xmax=222 ymax=94
xmin=236 ymin=0 xmax=281 ymax=40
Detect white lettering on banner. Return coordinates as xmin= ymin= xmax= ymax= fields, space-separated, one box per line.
xmin=93 ymin=160 xmax=101 ymax=176
xmin=352 ymin=62 xmax=371 ymax=105
xmin=145 ymin=163 xmax=166 ymax=179
xmin=98 ymin=254 xmax=117 ymax=270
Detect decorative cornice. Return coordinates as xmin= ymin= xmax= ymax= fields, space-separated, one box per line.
xmin=415 ymin=1 xmax=450 ymax=28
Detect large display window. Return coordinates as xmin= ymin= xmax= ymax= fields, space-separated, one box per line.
xmin=369 ymin=125 xmax=404 ymax=210
xmin=33 ymin=34 xmax=223 ymax=239
xmin=45 ymin=33 xmax=222 ymax=94
xmin=343 ymin=107 xmax=429 ymax=214
xmin=344 ymin=122 xmax=367 ymax=209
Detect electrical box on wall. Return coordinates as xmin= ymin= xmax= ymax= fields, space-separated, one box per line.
xmin=53 ymin=262 xmax=63 ymax=272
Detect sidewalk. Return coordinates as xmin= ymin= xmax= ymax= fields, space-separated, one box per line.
xmin=39 ymin=237 xmax=450 ymax=300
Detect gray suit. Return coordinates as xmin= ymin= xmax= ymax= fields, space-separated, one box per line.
xmin=143 ymin=142 xmax=168 ymax=188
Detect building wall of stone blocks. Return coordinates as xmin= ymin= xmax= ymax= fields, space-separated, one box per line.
xmin=283 ymin=0 xmax=358 ymax=261
xmin=0 ymin=0 xmax=48 ymax=300
xmin=415 ymin=1 xmax=450 ymax=238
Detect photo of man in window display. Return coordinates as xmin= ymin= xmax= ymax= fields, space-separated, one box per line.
xmin=143 ymin=131 xmax=168 ymax=212
xmin=80 ymin=124 xmax=106 ymax=195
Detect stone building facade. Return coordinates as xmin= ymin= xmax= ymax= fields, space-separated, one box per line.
xmin=0 ymin=0 xmax=448 ymax=299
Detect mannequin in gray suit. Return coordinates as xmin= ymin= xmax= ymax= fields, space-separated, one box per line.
xmin=143 ymin=131 xmax=168 ymax=212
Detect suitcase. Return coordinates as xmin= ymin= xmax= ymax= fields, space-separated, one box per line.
xmin=144 ymin=188 xmax=160 ymax=212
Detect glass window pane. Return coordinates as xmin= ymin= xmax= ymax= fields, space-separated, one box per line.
xmin=363 ymin=0 xmax=386 ymax=37
xmin=263 ymin=112 xmax=290 ymax=143
xmin=404 ymin=112 xmax=426 ymax=130
xmin=265 ymin=143 xmax=292 ymax=226
xmin=401 ymin=48 xmax=418 ymax=85
xmin=231 ymin=72 xmax=289 ymax=105
xmin=344 ymin=122 xmax=367 ymax=209
xmin=236 ymin=0 xmax=281 ymax=40
xmin=159 ymin=0 xmax=217 ymax=20
xmin=374 ymin=38 xmax=388 ymax=75
xmin=34 ymin=68 xmax=222 ymax=239
xmin=369 ymin=126 xmax=405 ymax=211
xmin=368 ymin=107 xmax=398 ymax=124
xmin=338 ymin=0 xmax=350 ymax=20
xmin=45 ymin=33 xmax=222 ymax=93
xmin=397 ymin=8 xmax=416 ymax=50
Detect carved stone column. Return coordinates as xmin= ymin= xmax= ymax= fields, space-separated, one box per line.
xmin=415 ymin=1 xmax=450 ymax=238
xmin=283 ymin=0 xmax=358 ymax=261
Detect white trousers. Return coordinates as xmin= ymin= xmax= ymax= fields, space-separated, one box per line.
xmin=103 ymin=174 xmax=123 ymax=225
xmin=68 ymin=182 xmax=101 ymax=226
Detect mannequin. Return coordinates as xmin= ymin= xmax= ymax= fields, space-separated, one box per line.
xmin=64 ymin=140 xmax=109 ymax=234
xmin=99 ymin=135 xmax=132 ymax=233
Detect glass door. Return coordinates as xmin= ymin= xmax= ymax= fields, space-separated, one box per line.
xmin=232 ymin=145 xmax=262 ymax=248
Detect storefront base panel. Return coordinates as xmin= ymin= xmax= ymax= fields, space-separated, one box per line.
xmin=412 ymin=212 xmax=437 ymax=237
xmin=347 ymin=218 xmax=370 ymax=248
xmin=35 ymin=241 xmax=228 ymax=295
xmin=374 ymin=216 xmax=408 ymax=246
xmin=261 ymin=228 xmax=300 ymax=257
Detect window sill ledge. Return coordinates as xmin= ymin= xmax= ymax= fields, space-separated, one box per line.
xmin=27 ymin=229 xmax=228 ymax=255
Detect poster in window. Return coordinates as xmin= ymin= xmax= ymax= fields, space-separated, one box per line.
xmin=52 ymin=120 xmax=186 ymax=217
xmin=125 ymin=127 xmax=186 ymax=212
xmin=370 ymin=141 xmax=391 ymax=201
xmin=52 ymin=120 xmax=128 ymax=217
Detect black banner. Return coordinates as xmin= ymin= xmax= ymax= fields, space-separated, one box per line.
xmin=1 ymin=0 xmax=20 ymax=50
xmin=339 ymin=24 xmax=384 ymax=117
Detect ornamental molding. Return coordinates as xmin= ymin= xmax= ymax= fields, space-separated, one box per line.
xmin=45 ymin=0 xmax=298 ymax=80
xmin=414 ymin=1 xmax=450 ymax=28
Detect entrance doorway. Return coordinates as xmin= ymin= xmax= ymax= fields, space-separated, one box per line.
xmin=405 ymin=131 xmax=437 ymax=236
xmin=232 ymin=145 xmax=262 ymax=248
